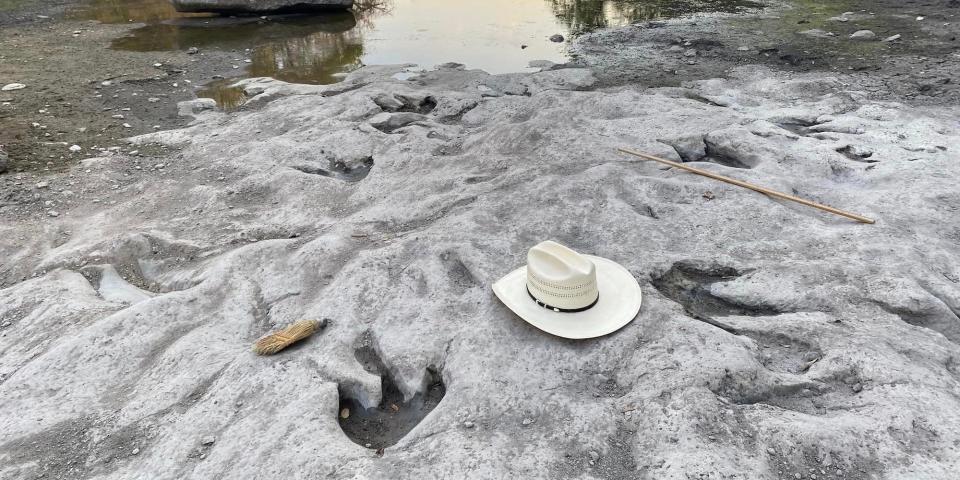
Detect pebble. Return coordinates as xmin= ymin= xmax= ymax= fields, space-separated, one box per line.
xmin=463 ymin=420 xmax=475 ymax=428
xmin=201 ymin=436 xmax=216 ymax=446
xmin=883 ymin=34 xmax=902 ymax=42
xmin=47 ymin=210 xmax=59 ymax=217
xmin=131 ymin=447 xmax=140 ymax=455
xmin=549 ymin=34 xmax=565 ymax=43
xmin=123 ymin=123 xmax=132 ymax=128
xmin=521 ymin=417 xmax=534 ymax=426
xmin=187 ymin=47 xmax=199 ymax=55
xmin=148 ymin=97 xmax=160 ymax=103
xmin=112 ymin=114 xmax=125 ymax=119
xmin=684 ymin=49 xmax=697 ymax=57
xmin=69 ymin=145 xmax=82 ymax=152
xmin=1 ymin=83 xmax=26 ymax=91
xmin=588 ymin=450 xmax=600 ymax=462
xmin=850 ymin=30 xmax=877 ymax=41
xmin=1 ymin=321 xmax=11 ymax=328
xmin=153 ymin=63 xmax=163 ymax=68
xmin=340 ymin=408 xmax=350 ymax=419
xmin=737 ymin=46 xmax=751 ymax=51
xmin=36 ymin=181 xmax=50 ymax=189
xmin=155 ymin=163 xmax=165 ymax=169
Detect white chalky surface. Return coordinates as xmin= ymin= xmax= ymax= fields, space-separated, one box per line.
xmin=1 ymin=64 xmax=959 ymax=479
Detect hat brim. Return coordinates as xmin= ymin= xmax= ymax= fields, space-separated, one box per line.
xmin=492 ymin=255 xmax=642 ymax=339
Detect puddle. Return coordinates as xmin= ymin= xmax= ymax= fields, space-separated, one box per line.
xmin=69 ymin=0 xmax=760 ymax=108
xmin=338 ymin=332 xmax=445 ymax=450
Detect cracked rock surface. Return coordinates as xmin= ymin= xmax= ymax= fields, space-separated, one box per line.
xmin=1 ymin=63 xmax=959 ymax=479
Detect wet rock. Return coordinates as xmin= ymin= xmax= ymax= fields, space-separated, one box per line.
xmin=850 ymin=30 xmax=877 ymax=41
xmin=171 ymin=0 xmax=353 ymax=13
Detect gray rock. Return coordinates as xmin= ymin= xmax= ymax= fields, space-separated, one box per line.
xmin=549 ymin=34 xmax=565 ymax=43
xmin=883 ymin=34 xmax=902 ymax=42
xmin=171 ymin=0 xmax=352 ymax=13
xmin=367 ymin=112 xmax=428 ymax=131
xmin=187 ymin=47 xmax=200 ymax=55
xmin=177 ymin=98 xmax=218 ymax=117
xmin=849 ymin=30 xmax=877 ymax=41
xmin=201 ymin=436 xmax=216 ymax=446
xmin=798 ymin=29 xmax=835 ymax=38
xmin=528 ymin=60 xmax=558 ymax=71
xmin=2 ymin=64 xmax=960 ymax=479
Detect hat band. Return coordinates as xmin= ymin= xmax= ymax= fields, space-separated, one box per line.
xmin=527 ymin=287 xmax=599 ymax=313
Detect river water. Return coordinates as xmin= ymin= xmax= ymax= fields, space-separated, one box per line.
xmin=67 ymin=0 xmax=759 ymax=106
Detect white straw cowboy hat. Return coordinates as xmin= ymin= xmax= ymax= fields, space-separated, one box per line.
xmin=492 ymin=240 xmax=642 ymax=339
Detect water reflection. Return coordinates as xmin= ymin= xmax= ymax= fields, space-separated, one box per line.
xmin=550 ymin=0 xmax=760 ymax=35
xmin=70 ymin=0 xmax=759 ymax=108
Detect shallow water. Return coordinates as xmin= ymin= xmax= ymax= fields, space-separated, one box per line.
xmin=68 ymin=0 xmax=760 ymax=106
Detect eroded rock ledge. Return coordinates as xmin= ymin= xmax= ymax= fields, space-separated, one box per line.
xmin=1 ymin=64 xmax=959 ymax=479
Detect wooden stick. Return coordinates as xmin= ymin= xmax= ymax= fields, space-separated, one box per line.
xmin=617 ymin=147 xmax=875 ymax=224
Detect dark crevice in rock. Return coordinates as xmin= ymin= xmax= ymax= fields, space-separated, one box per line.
xmin=650 ymin=262 xmax=783 ymax=326
xmin=713 ymin=366 xmax=865 ymax=416
xmin=338 ymin=332 xmax=446 ymax=450
xmin=401 ymin=95 xmax=437 ymax=114
xmin=291 ymin=157 xmax=374 ymax=183
xmin=703 ymin=143 xmax=754 ymax=169
xmin=439 ymin=250 xmax=481 ymax=292
xmin=835 ymin=145 xmax=878 ymax=163
xmin=876 ymin=301 xmax=960 ymax=345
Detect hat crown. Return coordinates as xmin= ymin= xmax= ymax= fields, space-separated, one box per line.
xmin=526 ymin=241 xmax=599 ymax=311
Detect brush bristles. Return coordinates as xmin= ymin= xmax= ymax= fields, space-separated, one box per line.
xmin=254 ymin=319 xmax=323 ymax=355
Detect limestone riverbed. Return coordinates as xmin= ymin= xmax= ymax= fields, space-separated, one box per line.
xmin=2 ymin=1 xmax=960 ymax=479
